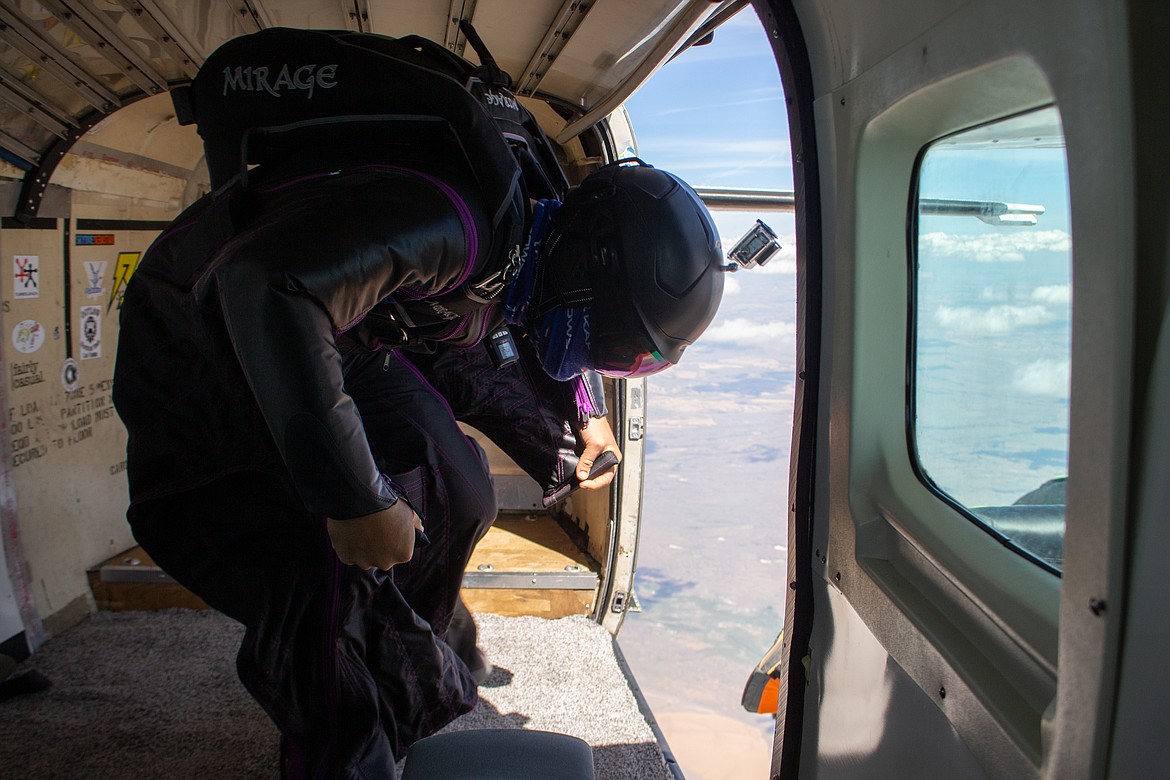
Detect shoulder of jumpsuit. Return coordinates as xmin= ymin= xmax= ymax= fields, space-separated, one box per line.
xmin=211 ymin=164 xmax=495 ymax=331
xmin=125 ymin=190 xmax=223 ymax=290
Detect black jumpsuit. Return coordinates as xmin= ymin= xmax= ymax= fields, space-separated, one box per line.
xmin=114 ymin=162 xmax=593 ymax=777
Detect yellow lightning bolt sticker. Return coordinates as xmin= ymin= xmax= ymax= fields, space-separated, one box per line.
xmin=107 ymin=252 xmax=140 ymax=314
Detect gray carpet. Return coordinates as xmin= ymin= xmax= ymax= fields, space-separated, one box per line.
xmin=449 ymin=615 xmax=672 ymax=780
xmin=0 ymin=610 xmax=671 ymax=779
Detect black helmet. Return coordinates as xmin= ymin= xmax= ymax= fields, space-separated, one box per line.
xmin=533 ymin=159 xmax=724 ymax=377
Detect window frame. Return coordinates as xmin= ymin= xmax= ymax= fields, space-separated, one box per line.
xmin=905 ymin=105 xmax=1068 ymax=578
xmin=835 ymin=55 xmax=1066 ymax=770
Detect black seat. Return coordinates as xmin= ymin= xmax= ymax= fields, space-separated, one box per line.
xmin=401 ymin=729 xmax=596 ymax=780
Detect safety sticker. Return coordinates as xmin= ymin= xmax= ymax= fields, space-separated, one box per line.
xmin=75 ymin=234 xmax=115 ymax=246
xmin=84 ymin=261 xmax=106 ymax=298
xmin=80 ymin=306 xmax=101 ymax=360
xmin=13 ymin=255 xmax=39 ymax=299
xmin=11 ymin=320 xmax=44 ymax=355
xmin=61 ymin=357 xmax=80 ymax=392
xmin=106 ymin=251 xmax=140 ymax=313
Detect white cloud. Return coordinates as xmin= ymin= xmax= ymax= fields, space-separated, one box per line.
xmin=934 ymin=304 xmax=1054 ymax=333
xmin=1013 ymin=358 xmax=1071 ymax=397
xmin=652 ymin=96 xmax=784 ymax=118
xmin=757 ymin=256 xmax=797 ymax=275
xmin=656 ymin=158 xmax=793 ymax=181
xmin=702 ymin=317 xmax=796 ymax=345
xmin=642 ymin=137 xmax=791 ymax=158
xmin=1031 ymin=284 xmax=1071 ymax=305
xmin=635 ymin=137 xmax=794 ymax=182
xmin=919 ymin=229 xmax=1071 ymax=263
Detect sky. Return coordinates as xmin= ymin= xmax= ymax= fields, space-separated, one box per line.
xmin=614 ymin=8 xmax=797 ymax=775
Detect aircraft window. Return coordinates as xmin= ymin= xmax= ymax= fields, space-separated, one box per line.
xmin=911 ymin=106 xmax=1070 ymax=573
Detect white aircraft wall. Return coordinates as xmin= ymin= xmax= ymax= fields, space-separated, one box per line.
xmin=0 ymin=192 xmax=179 ymax=644
xmin=0 ymin=92 xmax=201 ymax=650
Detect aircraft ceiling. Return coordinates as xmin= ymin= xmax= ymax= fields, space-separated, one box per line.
xmin=0 ymin=0 xmax=743 ymax=177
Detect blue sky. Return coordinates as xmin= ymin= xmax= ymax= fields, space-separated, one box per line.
xmin=616 ymin=7 xmax=797 ymax=762
xmin=624 ymin=11 xmax=793 ymax=192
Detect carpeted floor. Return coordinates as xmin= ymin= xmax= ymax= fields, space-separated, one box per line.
xmin=0 ymin=610 xmax=672 ymax=779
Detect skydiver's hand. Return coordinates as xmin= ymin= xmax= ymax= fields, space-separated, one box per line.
xmin=327 ymin=500 xmax=423 ymax=571
xmin=577 ymin=416 xmax=622 ymax=490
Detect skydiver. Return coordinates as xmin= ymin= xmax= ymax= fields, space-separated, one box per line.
xmin=113 ymin=27 xmax=725 ymax=779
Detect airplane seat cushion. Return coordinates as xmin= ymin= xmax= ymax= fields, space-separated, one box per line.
xmin=401 ymin=728 xmax=596 ymax=779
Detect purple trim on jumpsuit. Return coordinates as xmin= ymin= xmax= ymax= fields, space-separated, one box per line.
xmin=262 ymin=166 xmax=480 ymax=290
xmin=372 ymin=165 xmax=479 ymax=300
xmin=325 ymin=163 xmax=481 ymax=337
xmin=573 ymin=374 xmax=599 ymax=419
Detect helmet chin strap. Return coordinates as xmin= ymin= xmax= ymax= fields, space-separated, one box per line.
xmin=527 ymin=229 xmax=598 ymax=320
xmin=526 ymin=240 xmax=596 ymax=379
xmin=499 ymin=197 xmax=593 ymax=380
xmin=530 ymin=285 xmax=595 ymax=320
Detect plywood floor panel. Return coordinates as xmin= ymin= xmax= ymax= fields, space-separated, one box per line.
xmin=89 ymin=514 xmax=600 ymax=620
xmin=467 ymin=513 xmax=597 ymax=574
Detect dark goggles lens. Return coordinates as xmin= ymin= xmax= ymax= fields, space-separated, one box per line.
xmin=591 ymin=331 xmax=672 ymax=378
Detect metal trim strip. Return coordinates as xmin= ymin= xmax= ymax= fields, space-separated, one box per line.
xmin=103 ymin=565 xmax=600 ymax=590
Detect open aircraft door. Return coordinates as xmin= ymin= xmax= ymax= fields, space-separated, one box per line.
xmin=758 ymin=0 xmax=1170 ymax=778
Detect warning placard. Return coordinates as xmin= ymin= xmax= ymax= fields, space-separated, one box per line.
xmin=13 ymin=255 xmax=39 ymax=299
xmin=80 ymin=306 xmax=101 ymax=360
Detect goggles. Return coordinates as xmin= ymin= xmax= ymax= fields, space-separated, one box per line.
xmin=590 ymin=330 xmax=673 ymax=378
